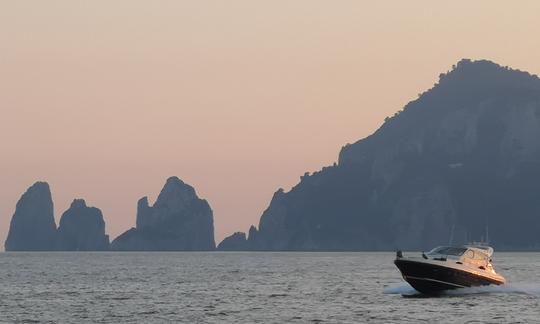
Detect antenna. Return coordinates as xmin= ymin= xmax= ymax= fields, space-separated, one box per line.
xmin=449 ymin=224 xmax=455 ymax=245
xmin=485 ymin=214 xmax=490 ymax=245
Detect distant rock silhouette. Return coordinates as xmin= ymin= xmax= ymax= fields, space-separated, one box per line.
xmin=238 ymin=59 xmax=540 ymax=251
xmin=246 ymin=225 xmax=259 ymax=248
xmin=111 ymin=176 xmax=215 ymax=251
xmin=217 ymin=232 xmax=248 ymax=251
xmin=56 ymin=199 xmax=110 ymax=251
xmin=218 ymin=225 xmax=261 ymax=250
xmin=5 ymin=182 xmax=57 ymax=251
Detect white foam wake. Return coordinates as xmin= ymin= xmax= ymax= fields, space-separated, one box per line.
xmin=446 ymin=282 xmax=540 ymax=296
xmin=383 ymin=283 xmax=418 ymax=296
xmin=384 ymin=282 xmax=540 ymax=297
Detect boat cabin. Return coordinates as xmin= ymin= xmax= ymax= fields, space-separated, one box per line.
xmin=426 ymin=245 xmax=494 ymax=269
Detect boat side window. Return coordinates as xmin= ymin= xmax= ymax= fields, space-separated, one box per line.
xmin=466 ymin=250 xmax=474 ymax=259
xmin=429 ymin=247 xmax=467 ymax=256
xmin=474 ymin=252 xmax=488 ymax=262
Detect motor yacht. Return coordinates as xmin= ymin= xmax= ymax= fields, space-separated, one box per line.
xmin=394 ymin=245 xmax=506 ymax=294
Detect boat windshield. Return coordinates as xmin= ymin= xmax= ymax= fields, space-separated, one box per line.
xmin=428 ymin=246 xmax=467 ymax=256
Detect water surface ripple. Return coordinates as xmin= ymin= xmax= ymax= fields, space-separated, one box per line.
xmin=1 ymin=252 xmax=539 ymax=323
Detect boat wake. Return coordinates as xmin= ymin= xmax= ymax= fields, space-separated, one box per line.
xmin=384 ymin=282 xmax=540 ymax=297
xmin=384 ymin=283 xmax=419 ymax=296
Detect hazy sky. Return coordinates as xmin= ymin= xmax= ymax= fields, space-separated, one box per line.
xmin=1 ymin=1 xmax=540 ymax=246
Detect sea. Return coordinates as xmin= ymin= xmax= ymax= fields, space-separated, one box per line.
xmin=1 ymin=252 xmax=539 ymax=323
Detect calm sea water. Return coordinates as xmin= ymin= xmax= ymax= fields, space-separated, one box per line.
xmin=1 ymin=252 xmax=539 ymax=323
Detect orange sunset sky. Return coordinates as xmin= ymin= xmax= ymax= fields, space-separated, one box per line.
xmin=1 ymin=1 xmax=540 ymax=246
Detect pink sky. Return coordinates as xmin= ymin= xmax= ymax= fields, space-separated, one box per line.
xmin=1 ymin=1 xmax=540 ymax=246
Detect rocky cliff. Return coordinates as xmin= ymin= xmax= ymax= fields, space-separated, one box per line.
xmin=56 ymin=199 xmax=110 ymax=251
xmin=5 ymin=182 xmax=57 ymax=251
xmin=111 ymin=176 xmax=215 ymax=250
xmin=224 ymin=59 xmax=540 ymax=251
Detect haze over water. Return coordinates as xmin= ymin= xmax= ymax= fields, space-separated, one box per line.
xmin=2 ymin=1 xmax=540 ymax=246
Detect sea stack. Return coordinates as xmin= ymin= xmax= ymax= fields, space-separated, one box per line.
xmin=56 ymin=199 xmax=110 ymax=251
xmin=217 ymin=232 xmax=248 ymax=251
xmin=5 ymin=182 xmax=57 ymax=251
xmin=111 ymin=176 xmax=215 ymax=251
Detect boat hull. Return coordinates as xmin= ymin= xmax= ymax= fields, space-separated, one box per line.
xmin=394 ymin=259 xmax=504 ymax=294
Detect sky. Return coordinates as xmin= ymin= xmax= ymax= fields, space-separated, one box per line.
xmin=1 ymin=1 xmax=540 ymax=247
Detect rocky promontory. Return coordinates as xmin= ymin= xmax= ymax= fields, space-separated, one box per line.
xmin=221 ymin=59 xmax=540 ymax=251
xmin=111 ymin=176 xmax=215 ymax=251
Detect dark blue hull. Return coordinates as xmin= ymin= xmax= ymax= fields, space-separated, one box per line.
xmin=394 ymin=259 xmax=503 ymax=294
